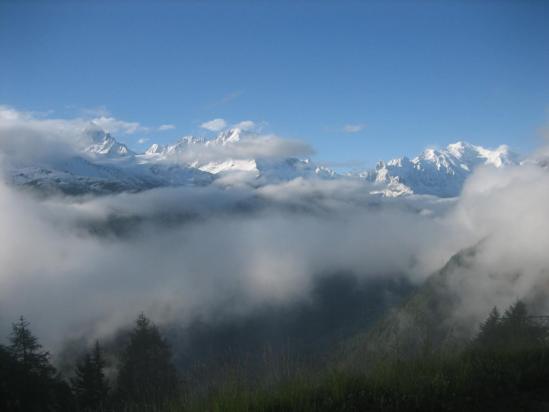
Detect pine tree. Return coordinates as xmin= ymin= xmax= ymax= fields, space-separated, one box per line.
xmin=0 ymin=343 xmax=19 ymax=411
xmin=91 ymin=341 xmax=109 ymax=403
xmin=116 ymin=313 xmax=178 ymax=405
xmin=8 ymin=316 xmax=54 ymax=376
xmin=475 ymin=306 xmax=501 ymax=348
xmin=5 ymin=317 xmax=74 ymax=411
xmin=503 ymin=300 xmax=528 ymax=324
xmin=72 ymin=341 xmax=109 ymax=410
xmin=500 ymin=300 xmax=547 ymax=349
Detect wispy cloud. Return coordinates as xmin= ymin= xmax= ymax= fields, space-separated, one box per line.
xmin=137 ymin=138 xmax=149 ymax=145
xmin=207 ymin=90 xmax=243 ymax=109
xmin=91 ymin=116 xmax=147 ymax=135
xmin=233 ymin=120 xmax=256 ymax=131
xmin=200 ymin=119 xmax=263 ymax=133
xmin=80 ymin=106 xmax=111 ymax=118
xmin=201 ymin=118 xmax=227 ymax=132
xmin=342 ymin=123 xmax=366 ymax=133
xmin=158 ymin=124 xmax=176 ymax=132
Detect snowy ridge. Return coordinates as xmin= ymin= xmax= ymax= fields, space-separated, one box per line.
xmin=7 ymin=128 xmax=333 ymax=194
xmin=353 ymin=141 xmax=518 ymax=197
xmin=5 ymin=125 xmax=518 ymax=198
xmin=139 ymin=128 xmax=333 ymax=185
xmin=84 ymin=128 xmax=135 ymax=158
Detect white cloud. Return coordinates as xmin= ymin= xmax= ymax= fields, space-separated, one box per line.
xmin=80 ymin=106 xmax=110 ymax=118
xmin=90 ymin=116 xmax=146 ymax=135
xmin=343 ymin=123 xmax=366 ymax=133
xmin=233 ymin=120 xmax=256 ymax=131
xmin=3 ymin=105 xmax=549 ymax=350
xmin=0 ymin=175 xmax=455 ymax=348
xmin=200 ymin=118 xmax=227 ymax=132
xmin=160 ymin=131 xmax=314 ymax=166
xmin=158 ymin=124 xmax=176 ymax=131
xmin=0 ymin=106 xmax=86 ymax=163
xmin=0 ymin=106 xmax=150 ymax=164
xmin=200 ymin=118 xmax=260 ymax=133
xmin=0 ymin=107 xmax=313 ymax=173
xmin=0 ymin=106 xmax=26 ymax=121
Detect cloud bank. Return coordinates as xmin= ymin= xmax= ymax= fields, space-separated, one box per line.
xmin=1 ymin=106 xmax=549 ymax=356
xmin=0 ymin=175 xmax=460 ymax=349
xmin=0 ymin=108 xmax=312 ymax=172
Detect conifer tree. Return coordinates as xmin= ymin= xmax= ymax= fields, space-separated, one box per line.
xmin=116 ymin=313 xmax=178 ymax=405
xmin=475 ymin=306 xmax=501 ymax=348
xmin=72 ymin=341 xmax=109 ymax=410
xmin=8 ymin=316 xmax=54 ymax=376
xmin=500 ymin=300 xmax=547 ymax=348
xmin=475 ymin=301 xmax=549 ymax=351
xmin=5 ymin=317 xmax=74 ymax=411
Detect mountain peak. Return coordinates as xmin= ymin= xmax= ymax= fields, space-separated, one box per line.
xmin=215 ymin=128 xmax=243 ymax=144
xmin=446 ymin=141 xmax=473 ymax=158
xmin=84 ymin=128 xmax=134 ymax=158
xmin=145 ymin=143 xmax=164 ymax=155
xmin=354 ymin=141 xmax=518 ymax=197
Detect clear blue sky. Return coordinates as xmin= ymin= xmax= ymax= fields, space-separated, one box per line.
xmin=1 ymin=0 xmax=548 ymax=168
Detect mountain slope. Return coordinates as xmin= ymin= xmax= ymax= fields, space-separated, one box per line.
xmin=353 ymin=142 xmax=517 ymax=197
xmin=338 ymin=245 xmax=482 ymax=370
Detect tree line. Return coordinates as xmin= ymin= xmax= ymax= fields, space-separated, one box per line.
xmin=1 ymin=301 xmax=548 ymax=411
xmin=189 ymin=301 xmax=549 ymax=411
xmin=0 ymin=313 xmax=177 ymax=411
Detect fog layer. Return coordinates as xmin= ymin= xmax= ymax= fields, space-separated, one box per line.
xmin=1 ymin=108 xmax=548 ymax=350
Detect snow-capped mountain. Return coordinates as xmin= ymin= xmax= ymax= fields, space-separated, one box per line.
xmin=353 ymin=141 xmax=518 ymax=197
xmin=140 ymin=128 xmax=334 ymax=185
xmin=8 ymin=129 xmax=213 ymax=195
xmin=4 ymin=123 xmax=518 ymax=198
xmin=84 ymin=128 xmax=135 ymax=158
xmin=6 ymin=127 xmax=333 ymax=195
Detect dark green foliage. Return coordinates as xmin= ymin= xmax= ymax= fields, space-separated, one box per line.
xmin=237 ymin=348 xmax=549 ymax=411
xmin=182 ymin=301 xmax=549 ymax=411
xmin=116 ymin=313 xmax=178 ymax=406
xmin=71 ymin=341 xmax=109 ymax=410
xmin=475 ymin=306 xmax=501 ymax=347
xmin=3 ymin=300 xmax=549 ymax=411
xmin=0 ymin=317 xmax=74 ymax=412
xmin=474 ymin=301 xmax=548 ymax=351
xmin=175 ymin=274 xmax=413 ymax=391
xmin=187 ymin=347 xmax=549 ymax=412
xmin=8 ymin=316 xmax=53 ymax=376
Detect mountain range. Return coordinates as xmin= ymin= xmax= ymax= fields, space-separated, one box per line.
xmin=353 ymin=141 xmax=517 ymax=197
xmin=6 ymin=126 xmax=519 ymax=197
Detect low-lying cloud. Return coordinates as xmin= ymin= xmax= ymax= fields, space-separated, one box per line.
xmin=441 ymin=163 xmax=549 ymax=325
xmin=0 ymin=108 xmax=311 ymax=170
xmin=1 ymin=106 xmax=549 ymax=355
xmin=0 ymin=175 xmax=460 ymax=349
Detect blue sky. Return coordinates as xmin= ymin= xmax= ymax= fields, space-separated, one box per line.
xmin=1 ymin=0 xmax=548 ymax=169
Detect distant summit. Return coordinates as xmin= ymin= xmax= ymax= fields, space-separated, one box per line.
xmin=84 ymin=128 xmax=135 ymax=158
xmin=351 ymin=141 xmax=518 ymax=197
xmin=6 ymin=124 xmax=520 ymax=198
